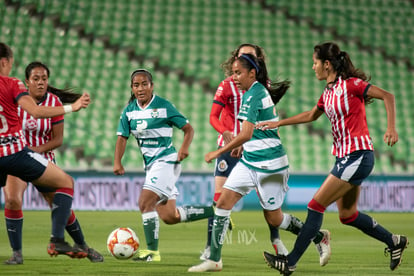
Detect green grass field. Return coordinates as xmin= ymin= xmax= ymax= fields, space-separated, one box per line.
xmin=0 ymin=210 xmax=412 ymax=275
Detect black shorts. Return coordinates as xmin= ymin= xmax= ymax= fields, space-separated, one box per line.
xmin=214 ymin=147 xmax=240 ymax=178
xmin=330 ymin=150 xmax=374 ymax=185
xmin=0 ymin=147 xmax=48 ymax=187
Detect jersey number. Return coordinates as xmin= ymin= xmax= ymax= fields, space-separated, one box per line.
xmin=0 ymin=105 xmax=8 ymax=134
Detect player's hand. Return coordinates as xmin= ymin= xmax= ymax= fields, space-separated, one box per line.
xmin=113 ymin=164 xmax=125 ymax=175
xmin=255 ymin=121 xmax=280 ymax=130
xmin=383 ymin=128 xmax=398 ymax=147
xmin=205 ymin=151 xmax=219 ymax=163
xmin=222 ymin=130 xmax=233 ymax=145
xmin=230 ymin=146 xmax=243 ymax=158
xmin=72 ymin=93 xmax=91 ymax=111
xmin=177 ymin=148 xmax=189 ymax=161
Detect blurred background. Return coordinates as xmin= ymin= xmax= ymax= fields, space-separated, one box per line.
xmin=1 ymin=0 xmax=413 ymax=176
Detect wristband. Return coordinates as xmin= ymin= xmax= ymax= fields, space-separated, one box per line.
xmin=63 ymin=105 xmax=73 ymax=114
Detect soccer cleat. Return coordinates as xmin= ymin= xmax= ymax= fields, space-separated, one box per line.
xmin=384 ymin=235 xmax=408 ymax=271
xmin=263 ymin=251 xmax=295 ymax=276
xmin=4 ymin=251 xmax=23 ymax=265
xmin=199 ymin=246 xmax=210 ymax=261
xmin=47 ymin=239 xmax=87 ymax=258
xmin=132 ymin=249 xmax=161 ymax=262
xmin=315 ymin=229 xmax=331 ymax=266
xmin=272 ymin=238 xmax=289 ymax=256
xmin=73 ymin=243 xmax=104 ymax=262
xmin=188 ymin=259 xmax=223 ymax=272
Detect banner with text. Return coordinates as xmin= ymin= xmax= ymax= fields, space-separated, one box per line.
xmin=1 ymin=173 xmax=413 ymax=212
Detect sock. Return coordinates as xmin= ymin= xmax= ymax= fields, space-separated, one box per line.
xmin=142 ymin=211 xmax=159 ymax=251
xmin=280 ymin=213 xmax=324 ymax=244
xmin=5 ymin=209 xmax=23 ymax=251
xmin=209 ymin=208 xmax=231 ymax=262
xmin=177 ymin=206 xmax=214 ymax=222
xmin=213 ymin=193 xmax=221 ymax=203
xmin=205 ymin=197 xmax=219 ymax=248
xmin=341 ymin=211 xmax=394 ymax=247
xmin=268 ymin=223 xmax=280 ymax=242
xmin=206 ymin=216 xmax=214 ymax=247
xmin=51 ymin=188 xmax=73 ymax=239
xmin=65 ymin=210 xmax=86 ymax=245
xmin=288 ymin=199 xmax=325 ymax=266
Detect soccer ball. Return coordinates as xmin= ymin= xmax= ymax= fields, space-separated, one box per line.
xmin=107 ymin=227 xmax=139 ymax=259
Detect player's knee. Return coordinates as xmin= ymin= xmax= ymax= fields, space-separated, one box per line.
xmin=5 ymin=198 xmax=23 ymax=210
xmin=307 ymin=198 xmax=326 ymax=213
xmin=339 ymin=211 xmax=359 ymax=225
xmin=159 ymin=212 xmax=179 ymax=224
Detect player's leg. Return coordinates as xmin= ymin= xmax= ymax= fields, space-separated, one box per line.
xmin=277 ymin=212 xmax=331 ymax=265
xmin=264 ymin=172 xmax=350 ymax=274
xmin=189 ymin=162 xmax=252 ymax=272
xmin=188 ymin=187 xmax=241 ymax=272
xmin=41 ymin=191 xmax=103 ymax=262
xmin=157 ymin=198 xmax=214 ymax=225
xmin=31 ymin=161 xmax=82 ymax=257
xmin=134 ymin=188 xmax=162 ymax=261
xmin=3 ymin=176 xmax=27 ymax=265
xmin=337 ymin=186 xmax=408 ymax=271
xmin=201 ymin=151 xmax=238 ymax=260
xmin=3 ymin=148 xmax=81 ymax=258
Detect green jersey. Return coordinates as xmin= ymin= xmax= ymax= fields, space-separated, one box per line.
xmin=237 ymin=81 xmax=289 ymax=173
xmin=117 ymin=95 xmax=189 ymax=168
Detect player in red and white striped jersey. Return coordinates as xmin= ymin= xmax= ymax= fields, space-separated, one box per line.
xmin=3 ymin=61 xmax=102 ymax=264
xmin=0 ymin=43 xmax=91 ymax=263
xmin=258 ymin=42 xmax=407 ymax=274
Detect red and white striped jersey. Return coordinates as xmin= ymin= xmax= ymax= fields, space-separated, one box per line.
xmin=18 ymin=92 xmax=64 ymax=161
xmin=317 ymin=77 xmax=373 ymax=158
xmin=0 ymin=76 xmax=28 ymax=157
xmin=210 ymin=77 xmax=244 ymax=147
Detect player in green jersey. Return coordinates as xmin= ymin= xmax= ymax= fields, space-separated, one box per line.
xmin=113 ymin=69 xmax=214 ymax=262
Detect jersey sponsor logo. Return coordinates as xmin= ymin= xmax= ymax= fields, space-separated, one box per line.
xmin=136 ymin=120 xmax=148 ymax=134
xmin=0 ymin=135 xmax=20 ymax=145
xmin=217 ymin=160 xmax=228 ymax=172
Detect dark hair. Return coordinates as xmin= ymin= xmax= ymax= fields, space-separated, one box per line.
xmin=128 ymin=69 xmax=153 ymax=103
xmin=25 ymin=61 xmax=81 ymax=104
xmin=0 ymin=42 xmax=13 ymax=59
xmin=222 ymin=43 xmax=266 ymax=77
xmin=314 ymin=42 xmax=373 ymax=104
xmin=237 ymin=54 xmax=290 ymax=105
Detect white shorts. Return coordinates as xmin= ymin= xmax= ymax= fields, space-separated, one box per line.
xmin=143 ymin=161 xmax=180 ymax=202
xmin=224 ymin=162 xmax=289 ymax=211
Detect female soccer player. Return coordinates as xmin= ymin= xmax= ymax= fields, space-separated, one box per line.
xmin=113 ymin=69 xmax=214 ymax=262
xmin=3 ymin=61 xmax=103 ymax=264
xmin=200 ymin=44 xmax=331 ymax=266
xmin=0 ymin=42 xmax=90 ymax=260
xmin=259 ymin=42 xmax=408 ymax=274
xmin=189 ymin=53 xmax=297 ymax=272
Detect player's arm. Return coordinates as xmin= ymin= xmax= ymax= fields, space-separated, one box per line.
xmin=113 ymin=136 xmax=128 ymax=175
xmin=17 ymin=93 xmax=90 ymax=118
xmin=177 ymin=123 xmax=194 ymax=162
xmin=257 ymin=105 xmax=323 ymax=130
xmin=205 ymin=120 xmax=253 ymax=163
xmin=366 ymin=85 xmax=398 ymax=146
xmin=30 ymin=122 xmax=64 ymax=154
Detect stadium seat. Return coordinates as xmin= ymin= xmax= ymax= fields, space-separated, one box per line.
xmin=4 ymin=0 xmax=413 ymax=174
